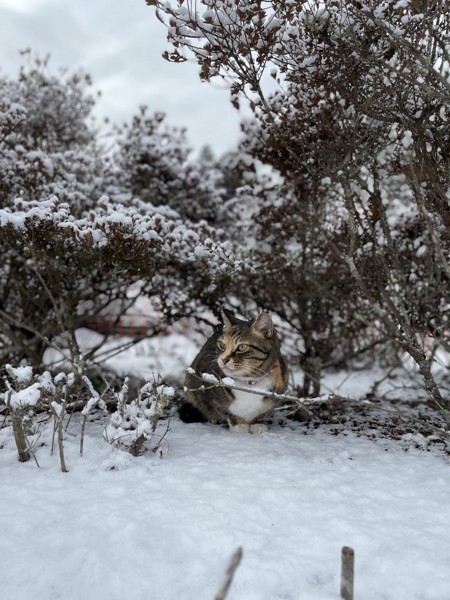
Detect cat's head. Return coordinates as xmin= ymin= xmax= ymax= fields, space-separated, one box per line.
xmin=216 ymin=308 xmax=280 ymax=379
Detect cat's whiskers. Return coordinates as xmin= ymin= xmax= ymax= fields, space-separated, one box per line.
xmin=218 ymin=356 xmax=271 ymax=381
xmin=241 ymin=364 xmax=269 ymax=378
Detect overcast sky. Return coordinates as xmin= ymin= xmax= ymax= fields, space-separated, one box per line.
xmin=0 ymin=0 xmax=242 ymax=156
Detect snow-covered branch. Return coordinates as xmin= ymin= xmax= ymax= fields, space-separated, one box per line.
xmin=186 ymin=369 xmax=332 ymax=407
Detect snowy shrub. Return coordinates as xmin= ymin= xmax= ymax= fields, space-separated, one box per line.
xmin=0 ymin=53 xmax=104 ymax=214
xmin=111 ymin=107 xmax=226 ymax=224
xmin=0 ymin=195 xmax=234 ymax=368
xmin=104 ymin=377 xmax=175 ymax=456
xmin=150 ymin=0 xmax=450 ymax=423
xmin=1 ymin=364 xmax=41 ymax=462
xmin=1 ymin=362 xmax=177 ymax=468
xmin=4 ymin=52 xmax=96 ymax=152
xmin=0 ymin=54 xmax=237 ymax=372
xmin=0 ymin=364 xmax=75 ymax=466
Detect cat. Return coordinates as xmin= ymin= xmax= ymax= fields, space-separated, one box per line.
xmin=183 ymin=308 xmax=289 ymax=433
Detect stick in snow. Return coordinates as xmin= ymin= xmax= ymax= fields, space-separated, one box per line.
xmin=341 ymin=546 xmax=355 ymax=600
xmin=214 ymin=547 xmax=243 ymax=600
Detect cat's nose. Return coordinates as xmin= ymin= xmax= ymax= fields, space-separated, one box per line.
xmin=222 ymin=355 xmax=232 ymax=364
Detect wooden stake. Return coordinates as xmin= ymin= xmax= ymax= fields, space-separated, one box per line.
xmin=341 ymin=546 xmax=355 ymax=600
xmin=215 ymin=547 xmax=243 ymax=600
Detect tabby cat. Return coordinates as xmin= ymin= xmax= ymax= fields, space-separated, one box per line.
xmin=183 ymin=308 xmax=289 ymax=433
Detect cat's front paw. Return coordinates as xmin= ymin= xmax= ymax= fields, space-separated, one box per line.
xmin=229 ymin=423 xmax=250 ymax=434
xmin=249 ymin=423 xmax=268 ymax=434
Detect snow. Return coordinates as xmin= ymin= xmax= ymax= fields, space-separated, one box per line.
xmin=2 ymin=331 xmax=450 ymax=599
xmin=5 ymin=364 xmax=33 ymax=384
xmin=7 ymin=382 xmax=42 ymax=409
xmin=0 ymin=415 xmax=449 ymax=600
xmin=161 ymin=385 xmax=175 ymax=398
xmin=50 ymin=400 xmax=63 ymax=417
xmin=202 ymin=372 xmax=219 ymax=383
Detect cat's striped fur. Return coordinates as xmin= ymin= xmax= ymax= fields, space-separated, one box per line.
xmin=183 ymin=308 xmax=289 ymax=433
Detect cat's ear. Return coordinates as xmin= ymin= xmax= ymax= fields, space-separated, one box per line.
xmin=220 ymin=307 xmax=237 ymax=333
xmin=252 ymin=312 xmax=274 ymax=339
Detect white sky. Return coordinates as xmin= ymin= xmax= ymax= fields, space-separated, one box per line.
xmin=0 ymin=0 xmax=242 ymax=156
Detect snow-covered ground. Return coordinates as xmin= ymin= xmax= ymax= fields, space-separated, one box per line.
xmin=1 ymin=410 xmax=449 ymax=599
xmin=1 ymin=333 xmax=449 ymax=600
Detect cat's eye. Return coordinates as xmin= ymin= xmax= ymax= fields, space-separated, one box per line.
xmin=237 ymin=344 xmax=249 ymax=352
xmin=217 ymin=340 xmax=226 ymax=351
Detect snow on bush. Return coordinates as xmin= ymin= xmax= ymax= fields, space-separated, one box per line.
xmin=111 ymin=106 xmax=227 ymax=223
xmin=1 ymin=361 xmax=177 ymax=467
xmin=2 ymin=364 xmax=56 ymax=410
xmin=0 ymin=53 xmax=239 ymax=375
xmin=104 ymin=377 xmax=175 ymax=456
xmin=0 ymin=191 xmax=235 ymax=370
xmin=150 ymin=0 xmax=450 ymax=421
xmin=1 ymin=365 xmax=78 ymax=465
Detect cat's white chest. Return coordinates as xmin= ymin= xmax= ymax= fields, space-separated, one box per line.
xmin=228 ymin=376 xmax=273 ymax=422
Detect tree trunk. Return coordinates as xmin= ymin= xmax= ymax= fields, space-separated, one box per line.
xmin=404 ymin=340 xmax=450 ymax=426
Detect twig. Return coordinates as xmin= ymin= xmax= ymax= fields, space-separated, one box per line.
xmin=79 ymin=375 xmax=107 ymax=457
xmin=214 ymin=547 xmax=243 ymax=600
xmin=51 ymin=417 xmax=57 ymax=456
xmin=187 ymin=371 xmax=330 ymax=407
xmin=49 ymin=389 xmax=69 ymax=473
xmin=25 ymin=430 xmax=42 ymax=469
xmin=151 ymin=418 xmax=171 ymax=456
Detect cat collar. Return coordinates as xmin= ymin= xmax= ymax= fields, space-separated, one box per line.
xmin=246 ymin=362 xmax=279 ymax=386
